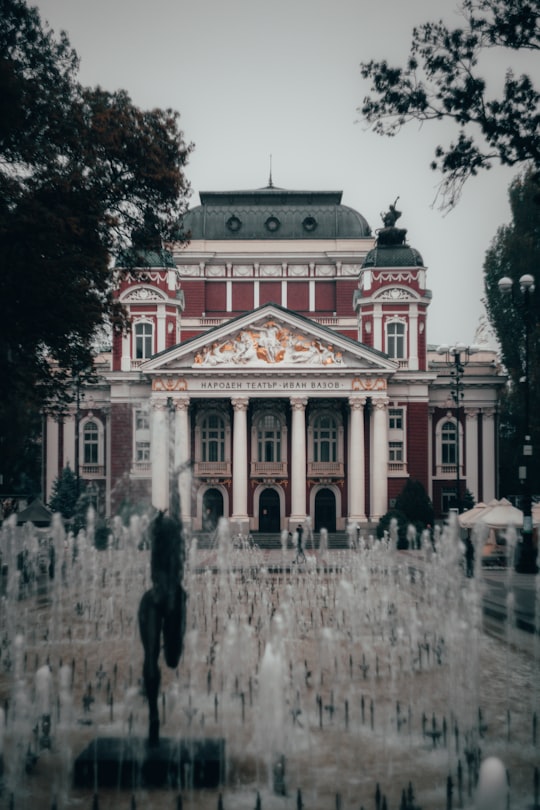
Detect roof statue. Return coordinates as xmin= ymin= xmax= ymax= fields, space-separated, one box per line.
xmin=376 ymin=197 xmax=408 ymax=246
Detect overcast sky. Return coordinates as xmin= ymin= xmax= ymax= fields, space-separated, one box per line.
xmin=33 ymin=0 xmax=534 ymax=347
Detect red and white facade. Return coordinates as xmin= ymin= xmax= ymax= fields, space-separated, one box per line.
xmin=43 ymin=186 xmax=505 ymax=529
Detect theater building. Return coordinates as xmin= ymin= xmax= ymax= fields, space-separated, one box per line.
xmin=43 ymin=184 xmax=505 ymax=531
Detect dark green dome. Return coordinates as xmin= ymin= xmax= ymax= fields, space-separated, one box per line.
xmin=179 ymin=186 xmax=371 ymax=240
xmin=115 ymin=248 xmax=176 ymax=268
xmin=362 ymin=244 xmax=424 ymax=268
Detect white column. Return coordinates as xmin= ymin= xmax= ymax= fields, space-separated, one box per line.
xmin=151 ymin=397 xmax=169 ymax=511
xmin=63 ymin=414 xmax=75 ymax=471
xmin=231 ymin=397 xmax=249 ymax=530
xmin=156 ymin=305 xmax=166 ymax=353
xmin=408 ymin=304 xmax=419 ymax=371
xmin=481 ymin=409 xmax=496 ymax=503
xmin=371 ymin=397 xmax=389 ymax=520
xmin=290 ymin=397 xmax=308 ymax=524
xmin=173 ymin=396 xmax=191 ymax=527
xmin=121 ymin=332 xmax=131 ymax=371
xmin=465 ymin=408 xmax=479 ymax=502
xmin=45 ymin=417 xmax=59 ymax=502
xmin=348 ymin=396 xmax=367 ymax=522
xmin=373 ymin=305 xmax=383 ymax=352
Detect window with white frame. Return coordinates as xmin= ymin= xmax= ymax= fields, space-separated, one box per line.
xmin=257 ymin=413 xmax=282 ymax=462
xmin=441 ymin=421 xmax=457 ymax=464
xmin=386 ymin=320 xmax=406 ymax=359
xmin=388 ymin=406 xmax=406 ymax=466
xmin=83 ymin=421 xmax=99 ymax=464
xmin=313 ymin=413 xmax=337 ymax=462
xmin=134 ymin=321 xmax=153 ymax=360
xmin=201 ymin=413 xmax=225 ymax=462
xmin=134 ymin=409 xmax=150 ymax=463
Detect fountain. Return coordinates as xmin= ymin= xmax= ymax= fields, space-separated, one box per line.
xmin=0 ymin=508 xmax=538 ymax=809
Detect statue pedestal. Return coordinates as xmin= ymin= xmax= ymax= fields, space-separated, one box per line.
xmin=73 ymin=736 xmax=225 ymax=789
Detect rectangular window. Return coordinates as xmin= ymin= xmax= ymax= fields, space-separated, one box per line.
xmin=389 ymin=408 xmax=403 ymax=430
xmin=389 ymin=442 xmax=403 ymax=462
xmin=136 ymin=441 xmax=151 ymax=462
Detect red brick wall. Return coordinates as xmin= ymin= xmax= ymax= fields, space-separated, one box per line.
xmin=315 ymin=281 xmax=335 ymax=313
xmin=335 ymin=280 xmax=356 ymax=315
xmin=232 ymin=283 xmax=254 ymax=313
xmin=406 ymin=401 xmax=429 ymax=486
xmin=259 ymin=281 xmax=281 ymax=306
xmin=181 ymin=280 xmax=205 ymax=316
xmin=288 ymin=282 xmax=309 ymax=312
xmin=206 ymin=281 xmax=227 ymax=313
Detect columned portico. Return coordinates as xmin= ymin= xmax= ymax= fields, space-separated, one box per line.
xmin=348 ymin=396 xmax=367 ymax=522
xmin=173 ymin=395 xmax=191 ymax=526
xmin=371 ymin=397 xmax=389 ymax=520
xmin=231 ymin=397 xmax=249 ymax=531
xmin=290 ymin=396 xmax=308 ymax=525
xmin=151 ymin=396 xmax=169 ymax=511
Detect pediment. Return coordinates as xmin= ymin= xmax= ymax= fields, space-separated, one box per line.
xmin=141 ymin=304 xmax=397 ymax=374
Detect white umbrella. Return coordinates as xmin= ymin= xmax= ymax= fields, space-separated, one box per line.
xmin=458 ymin=502 xmax=488 ymax=528
xmin=477 ymin=497 xmax=523 ymax=529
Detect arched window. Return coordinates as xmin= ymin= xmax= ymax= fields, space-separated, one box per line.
xmin=386 ymin=321 xmax=406 ymax=359
xmin=134 ymin=321 xmax=153 ymax=360
xmin=83 ymin=420 xmax=99 ymax=464
xmin=257 ymin=413 xmax=281 ymax=463
xmin=313 ymin=414 xmax=337 ymax=462
xmin=201 ymin=413 xmax=225 ymax=462
xmin=441 ymin=421 xmax=457 ymax=464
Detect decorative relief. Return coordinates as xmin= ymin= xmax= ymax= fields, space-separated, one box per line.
xmin=259 ymin=265 xmax=281 ymax=277
xmin=175 ymin=265 xmax=200 ymax=277
xmin=372 ymin=270 xmax=420 ymax=283
xmin=152 ymin=377 xmax=188 ymax=392
xmin=123 ymin=287 xmax=167 ymax=302
xmin=352 ymin=377 xmax=387 ymax=391
xmin=315 ymin=265 xmax=334 ymax=277
xmin=288 ymin=265 xmax=309 ymax=277
xmin=194 ymin=321 xmax=345 ymax=367
xmin=207 ymin=265 xmax=226 ymax=277
xmin=374 ymin=287 xmax=416 ymax=301
xmin=233 ymin=265 xmax=253 ymax=277
xmin=340 ymin=264 xmax=362 ymax=276
xmin=124 ymin=270 xmax=168 ymax=284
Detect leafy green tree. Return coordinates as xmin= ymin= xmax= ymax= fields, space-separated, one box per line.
xmin=376 ymin=509 xmax=408 ymax=546
xmin=0 ymin=0 xmax=192 ymax=493
xmin=483 ymin=168 xmax=540 ymax=496
xmin=360 ymin=0 xmax=539 ymax=208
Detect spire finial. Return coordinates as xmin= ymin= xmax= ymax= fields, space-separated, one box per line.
xmin=268 ymin=154 xmax=274 ymax=188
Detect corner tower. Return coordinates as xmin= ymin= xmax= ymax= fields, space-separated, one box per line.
xmin=354 ymin=200 xmax=431 ymax=371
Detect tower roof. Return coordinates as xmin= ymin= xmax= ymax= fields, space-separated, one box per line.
xmin=179 ymin=186 xmax=372 ymax=240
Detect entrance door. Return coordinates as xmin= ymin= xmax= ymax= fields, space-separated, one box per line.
xmin=259 ymin=489 xmax=280 ymax=533
xmin=202 ymin=488 xmax=223 ymax=532
xmin=314 ymin=489 xmax=336 ymax=532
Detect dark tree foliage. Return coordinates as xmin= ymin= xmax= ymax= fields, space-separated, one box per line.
xmin=360 ymin=0 xmax=539 ymax=208
xmin=395 ymin=479 xmax=435 ymax=529
xmin=48 ymin=466 xmax=80 ymax=519
xmin=483 ymin=169 xmax=540 ymax=496
xmin=0 ymin=0 xmax=193 ymax=494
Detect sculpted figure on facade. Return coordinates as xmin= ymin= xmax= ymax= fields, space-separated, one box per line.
xmin=194 ymin=321 xmax=344 ymax=367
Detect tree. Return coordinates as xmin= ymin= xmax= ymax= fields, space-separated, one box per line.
xmin=395 ymin=479 xmax=435 ymax=530
xmin=48 ymin=466 xmax=80 ymax=520
xmin=0 ymin=0 xmax=193 ymax=494
xmin=359 ymin=0 xmax=539 ymax=208
xmin=483 ymin=168 xmax=540 ymax=496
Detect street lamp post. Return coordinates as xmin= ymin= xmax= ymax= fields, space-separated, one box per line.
xmin=498 ymin=273 xmax=537 ymax=574
xmin=437 ymin=343 xmax=478 ymax=513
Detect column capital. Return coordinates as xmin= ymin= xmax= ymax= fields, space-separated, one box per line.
xmin=290 ymin=396 xmax=308 ymax=411
xmin=231 ymin=396 xmax=249 ymax=412
xmin=349 ymin=396 xmax=367 ymax=411
xmin=172 ymin=395 xmax=190 ymax=412
xmin=150 ymin=396 xmax=169 ymax=412
xmin=372 ymin=397 xmax=389 ymax=412
xmin=465 ymin=408 xmax=479 ymax=420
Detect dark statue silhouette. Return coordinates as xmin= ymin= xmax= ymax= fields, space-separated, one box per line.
xmin=138 ymin=511 xmax=187 ymax=746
